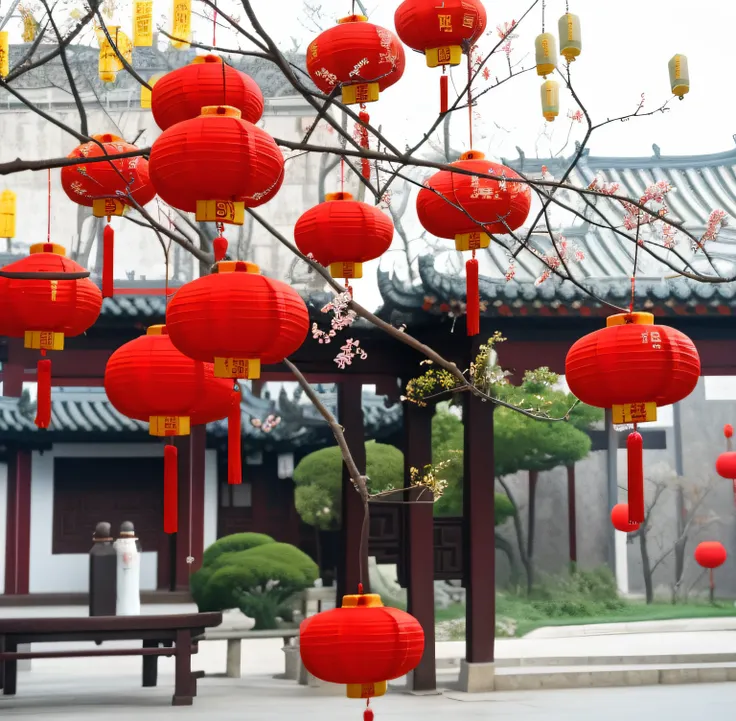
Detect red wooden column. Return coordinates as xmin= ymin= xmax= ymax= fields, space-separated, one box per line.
xmin=4 ymin=449 xmax=32 ymax=595
xmin=403 ymin=402 xmax=436 ymax=692
xmin=461 ymin=390 xmax=496 ymax=692
xmin=336 ymin=380 xmax=368 ymax=600
xmin=174 ymin=426 xmax=207 ymax=590
xmin=2 ymin=363 xmax=24 ymax=398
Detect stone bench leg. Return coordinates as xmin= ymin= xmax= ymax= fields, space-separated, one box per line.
xmin=226 ymin=638 xmax=242 ymax=679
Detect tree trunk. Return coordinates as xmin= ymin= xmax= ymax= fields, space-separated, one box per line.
xmin=495 ymin=532 xmax=520 ymax=588
xmin=526 ymin=470 xmax=538 ymax=595
xmin=639 ymin=532 xmax=654 ymax=604
xmin=496 ymin=476 xmax=531 ymax=594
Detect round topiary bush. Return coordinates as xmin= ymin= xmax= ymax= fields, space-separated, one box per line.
xmin=191 ymin=533 xmax=319 ymax=629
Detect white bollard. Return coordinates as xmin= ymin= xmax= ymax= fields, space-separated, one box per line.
xmin=114 ymin=531 xmax=141 ymax=616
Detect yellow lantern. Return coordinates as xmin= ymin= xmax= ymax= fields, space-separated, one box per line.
xmin=0 ymin=190 xmax=16 ymax=238
xmin=171 ymin=0 xmax=192 ymax=49
xmin=133 ymin=0 xmax=154 ymax=46
xmin=535 ymin=32 xmax=557 ymax=78
xmin=19 ymin=5 xmax=37 ymax=43
xmin=541 ymin=80 xmax=560 ymax=122
xmin=141 ymin=73 xmax=164 ymax=108
xmin=669 ymin=54 xmax=689 ymax=99
xmin=558 ymin=13 xmax=581 ymax=63
xmin=0 ymin=32 xmax=9 ymax=79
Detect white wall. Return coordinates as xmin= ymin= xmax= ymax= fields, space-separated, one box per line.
xmin=26 ymin=443 xmax=219 ymax=594
xmin=0 ymin=462 xmax=7 ymax=594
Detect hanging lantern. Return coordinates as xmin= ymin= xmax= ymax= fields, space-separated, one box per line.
xmin=133 ymin=0 xmax=153 ymax=46
xmin=166 ymin=259 xmax=309 ymax=381
xmin=394 ymin=0 xmax=486 ymax=112
xmin=565 ymin=312 xmax=700 ymax=524
xmin=104 ymin=325 xmax=234 ymax=532
xmin=669 ymin=54 xmax=689 ymax=99
xmin=300 ymin=591 xmax=424 ymax=718
xmin=151 ymin=55 xmax=264 ymax=130
xmin=715 ymin=424 xmax=736 ymax=508
xmin=0 ymin=243 xmax=102 ymax=429
xmin=20 ymin=6 xmax=37 ymax=43
xmin=694 ymin=540 xmax=727 ymax=603
xmin=416 ymin=150 xmax=531 ymax=336
xmin=610 ymin=503 xmax=640 ymax=533
xmin=0 ymin=189 xmax=16 ymax=239
xmin=535 ymin=32 xmax=557 ymax=77
xmin=61 ymin=134 xmax=156 ymax=298
xmin=294 ymin=192 xmax=394 ymax=280
xmin=541 ymin=80 xmax=559 ymax=122
xmin=0 ymin=31 xmax=8 ymax=78
xmin=558 ymin=13 xmax=581 ymax=63
xmin=171 ymin=0 xmax=191 ymax=49
xmin=149 ymin=105 xmax=284 ymax=225
xmin=140 ymin=73 xmax=164 ymax=109
xmin=97 ymin=26 xmax=132 ymax=83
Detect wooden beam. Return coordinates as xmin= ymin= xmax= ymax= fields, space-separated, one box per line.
xmin=336 ymin=380 xmax=368 ymax=599
xmin=403 ymin=403 xmax=436 ymax=692
xmin=4 ymin=450 xmax=32 ymax=595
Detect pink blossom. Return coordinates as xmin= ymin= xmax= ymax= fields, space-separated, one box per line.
xmin=504 ymin=262 xmax=516 ymax=282
xmin=567 ymin=109 xmax=584 ymax=123
xmin=334 ymin=338 xmax=368 ymax=369
xmin=696 ymin=209 xmax=728 ymax=251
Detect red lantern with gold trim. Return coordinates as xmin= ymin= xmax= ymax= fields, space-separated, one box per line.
xmin=715 ymin=424 xmax=736 ymax=507
xmin=394 ymin=0 xmax=487 ymax=112
xmin=416 ymin=150 xmax=531 ymax=336
xmin=61 ymin=134 xmax=155 ymax=298
xmin=566 ymin=312 xmax=700 ymax=524
xmin=151 ymin=54 xmax=264 ymax=130
xmin=610 ymin=503 xmax=640 ymax=533
xmin=148 ymin=105 xmax=284 ymax=226
xmin=0 ymin=243 xmax=102 ymax=430
xmin=104 ymin=324 xmax=235 ymax=532
xmin=294 ymin=192 xmax=394 ymax=280
xmin=300 ymin=591 xmax=424 ymax=718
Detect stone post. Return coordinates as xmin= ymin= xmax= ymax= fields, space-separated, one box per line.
xmin=89 ymin=521 xmax=116 ymax=617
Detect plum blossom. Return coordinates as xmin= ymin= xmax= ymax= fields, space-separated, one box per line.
xmin=250 ymin=415 xmax=282 ymax=433
xmin=312 ymin=292 xmax=357 ymax=345
xmin=533 ymin=235 xmax=586 ymax=285
xmin=334 ymin=338 xmax=368 ymax=369
xmin=568 ymin=109 xmax=584 ymax=123
xmin=495 ymin=20 xmax=518 ymax=55
xmin=697 ymin=209 xmax=728 ymax=250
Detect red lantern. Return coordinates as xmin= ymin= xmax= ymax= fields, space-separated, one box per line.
xmin=724 ymin=424 xmax=734 ymax=439
xmin=306 ymin=15 xmax=405 ymax=106
xmin=294 ymin=192 xmax=394 ymax=280
xmin=104 ymin=324 xmax=234 ymax=532
xmin=695 ymin=541 xmax=727 ymax=569
xmin=566 ymin=312 xmax=700 ymax=523
xmin=151 ymin=54 xmax=264 ymax=130
xmin=610 ymin=503 xmax=640 ymax=533
xmin=148 ymin=105 xmax=284 ymax=226
xmin=61 ymin=134 xmax=155 ymax=298
xmin=300 ymin=592 xmax=424 ymax=717
xmin=416 ymin=150 xmax=531 ymax=336
xmin=165 ymin=260 xmax=309 ymax=381
xmin=394 ymin=0 xmax=486 ymax=112
xmin=717 ymin=424 xmax=736 ymax=507
xmin=0 ymin=243 xmax=102 ymax=429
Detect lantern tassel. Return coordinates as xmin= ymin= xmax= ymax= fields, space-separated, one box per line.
xmin=466 ymin=256 xmax=480 ymax=337
xmin=440 ymin=74 xmax=448 ymax=114
xmin=102 ymin=222 xmax=114 ymax=298
xmin=364 ymin=699 xmax=374 ymax=721
xmin=35 ymin=358 xmax=52 ymax=429
xmin=164 ymin=444 xmax=178 ymax=534
xmin=213 ymin=234 xmax=228 ymax=262
xmin=358 ymin=110 xmax=371 ymax=180
xmin=627 ymin=430 xmax=644 ymax=523
xmin=228 ymin=387 xmax=242 ymax=485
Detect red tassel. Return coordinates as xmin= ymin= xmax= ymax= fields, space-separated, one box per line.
xmin=440 ymin=74 xmax=449 ymax=113
xmin=35 ymin=358 xmax=52 ymax=429
xmin=466 ymin=257 xmax=480 ymax=336
xmin=228 ymin=387 xmax=242 ymax=485
xmin=213 ymin=235 xmax=228 ymax=262
xmin=627 ymin=431 xmax=644 ymax=523
xmin=164 ymin=444 xmax=178 ymax=534
xmin=102 ymin=223 xmax=114 ymax=298
xmin=358 ymin=110 xmax=371 ymax=180
xmin=364 ymin=709 xmax=374 ymax=721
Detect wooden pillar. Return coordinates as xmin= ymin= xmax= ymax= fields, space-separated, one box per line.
xmin=460 ymin=391 xmax=496 ymax=692
xmin=336 ymin=380 xmax=368 ymax=600
xmin=2 ymin=363 xmax=23 ymax=398
xmin=567 ymin=464 xmax=577 ymax=570
xmin=404 ymin=403 xmax=436 ymax=692
xmin=4 ymin=449 xmax=31 ymax=595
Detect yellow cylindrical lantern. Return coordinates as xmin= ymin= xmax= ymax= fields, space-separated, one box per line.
xmin=20 ymin=5 xmax=37 ymax=43
xmin=0 ymin=190 xmax=16 ymax=238
xmin=171 ymin=0 xmax=192 ymax=49
xmin=116 ymin=29 xmax=133 ymax=65
xmin=133 ymin=0 xmax=154 ymax=46
xmin=535 ymin=32 xmax=557 ymax=77
xmin=558 ymin=13 xmax=581 ymax=63
xmin=98 ymin=37 xmax=116 ymax=82
xmin=541 ymin=80 xmax=560 ymax=122
xmin=0 ymin=31 xmax=9 ymax=78
xmin=669 ymin=54 xmax=689 ymax=99
xmin=141 ymin=73 xmax=164 ymax=108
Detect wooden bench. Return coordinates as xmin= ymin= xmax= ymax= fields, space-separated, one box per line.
xmin=196 ymin=628 xmax=299 ymax=678
xmin=0 ymin=612 xmax=222 ymax=706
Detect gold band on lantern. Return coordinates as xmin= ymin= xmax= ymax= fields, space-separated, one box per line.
xmin=325 ymin=192 xmax=353 ymax=202
xmin=214 ymin=358 xmax=261 ymax=379
xmin=612 ymin=403 xmax=657 ymax=425
xmin=425 ymin=45 xmax=462 ymax=68
xmin=24 ymin=331 xmax=64 ymax=351
xmin=146 ymin=324 xmax=167 ymax=335
xmin=192 ymin=54 xmax=222 ymax=65
xmin=93 ymin=198 xmax=126 ymax=218
xmin=149 ymin=415 xmax=191 ymax=436
xmin=330 ymin=262 xmax=363 ymax=279
xmin=195 ymin=200 xmax=245 ymax=225
xmin=342 ymin=82 xmax=379 ymax=106
xmin=455 ymin=232 xmax=490 ymax=252
xmin=346 ymin=681 xmax=388 ymax=699
xmin=215 ymin=260 xmax=260 ymax=274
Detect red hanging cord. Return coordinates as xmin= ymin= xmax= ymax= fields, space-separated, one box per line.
xmin=102 ymin=221 xmax=114 ymax=297
xmin=47 ymin=168 xmax=51 ymax=243
xmin=35 ymin=358 xmax=52 ymax=429
xmin=627 ymin=425 xmax=644 ymax=523
xmin=440 ymin=67 xmax=448 ymax=114
xmin=163 ymin=443 xmax=178 ymax=533
xmin=466 ymin=251 xmax=479 ymax=336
